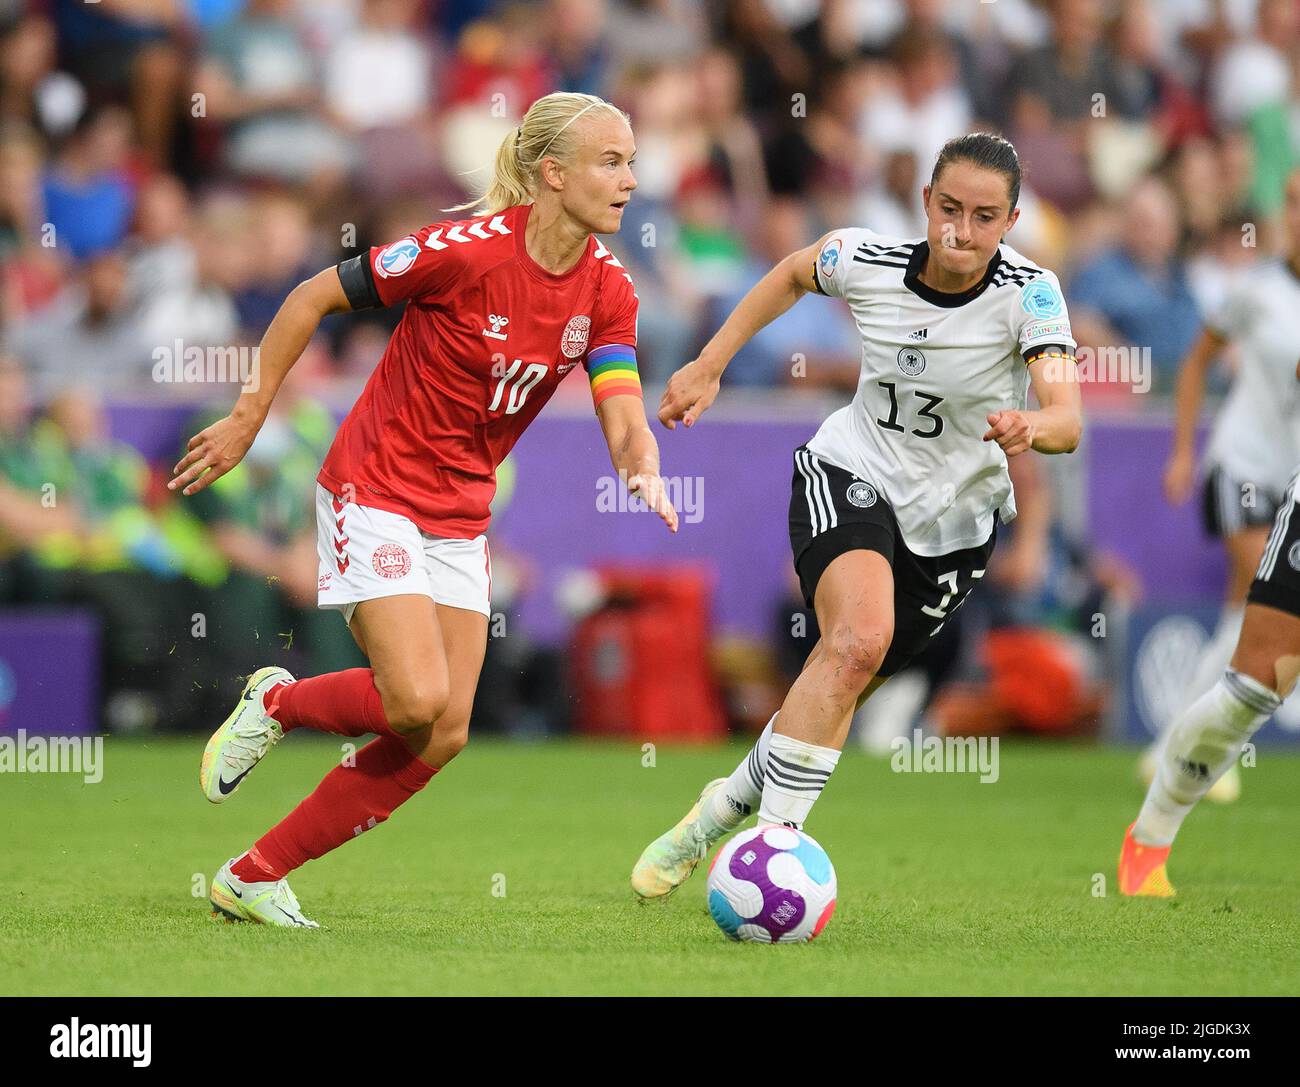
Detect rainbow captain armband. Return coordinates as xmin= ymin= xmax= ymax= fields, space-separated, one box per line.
xmin=587 ymin=344 xmax=642 ymax=406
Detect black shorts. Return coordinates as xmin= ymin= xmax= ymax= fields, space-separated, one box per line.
xmin=1248 ymin=475 xmax=1300 ymax=619
xmin=788 ymin=445 xmax=997 ymax=678
xmin=1203 ymin=466 xmax=1285 ymax=539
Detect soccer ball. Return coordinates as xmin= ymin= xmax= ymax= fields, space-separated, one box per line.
xmin=706 ymin=825 xmax=837 ymax=943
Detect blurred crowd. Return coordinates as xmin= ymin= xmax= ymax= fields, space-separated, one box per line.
xmin=2 ymin=0 xmax=1298 ymax=398
xmin=1 ymin=0 xmax=1295 ymax=731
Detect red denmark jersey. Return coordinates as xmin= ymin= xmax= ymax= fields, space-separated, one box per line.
xmin=319 ymin=202 xmax=639 ymax=537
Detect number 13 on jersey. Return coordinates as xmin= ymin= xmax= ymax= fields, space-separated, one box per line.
xmin=877 ymin=380 xmax=945 ymax=438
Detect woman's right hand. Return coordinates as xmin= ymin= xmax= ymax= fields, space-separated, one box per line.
xmin=169 ymin=412 xmax=260 ymax=495
xmin=658 ymin=357 xmax=722 ymax=430
xmin=1163 ymin=448 xmax=1196 ymax=506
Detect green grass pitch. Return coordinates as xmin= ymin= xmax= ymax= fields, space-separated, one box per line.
xmin=2 ymin=735 xmax=1298 ymax=995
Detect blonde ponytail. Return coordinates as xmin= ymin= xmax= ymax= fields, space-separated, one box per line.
xmin=447 ymin=92 xmax=630 ymax=215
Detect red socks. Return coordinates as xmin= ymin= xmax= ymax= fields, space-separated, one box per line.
xmin=233 ymin=736 xmax=438 ymax=881
xmin=230 ymin=671 xmax=436 ymax=882
xmin=264 ymin=669 xmax=399 ymax=738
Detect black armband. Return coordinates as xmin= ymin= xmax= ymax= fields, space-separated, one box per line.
xmin=337 ymin=253 xmax=382 ymax=311
xmin=810 ymin=257 xmax=826 ymax=295
xmin=1022 ymin=343 xmax=1074 ymax=365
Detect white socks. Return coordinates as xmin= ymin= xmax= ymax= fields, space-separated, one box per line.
xmin=1134 ymin=669 xmax=1280 ymax=846
xmin=700 ymin=714 xmax=775 ymax=837
xmin=757 ymin=732 xmax=841 ymax=830
xmin=700 ymin=715 xmax=843 ymax=835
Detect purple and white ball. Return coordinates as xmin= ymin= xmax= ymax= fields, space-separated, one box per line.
xmin=707 ymin=826 xmax=837 ymax=943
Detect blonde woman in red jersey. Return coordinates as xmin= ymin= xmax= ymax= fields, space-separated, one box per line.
xmin=169 ymin=93 xmax=677 ymax=927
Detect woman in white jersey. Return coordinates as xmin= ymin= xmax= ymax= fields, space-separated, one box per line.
xmin=1152 ymin=168 xmax=1300 ymax=802
xmin=631 ymin=133 xmax=1083 ymax=904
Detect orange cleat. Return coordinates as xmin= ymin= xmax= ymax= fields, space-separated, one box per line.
xmin=1118 ymin=823 xmax=1176 ymax=897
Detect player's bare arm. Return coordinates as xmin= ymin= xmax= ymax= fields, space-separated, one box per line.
xmin=596 ymin=393 xmax=679 ymax=533
xmin=1165 ymin=327 xmax=1228 ymax=503
xmin=984 ymin=349 xmax=1083 ymax=456
xmin=169 ymin=266 xmax=352 ymax=496
xmin=658 ymin=234 xmax=826 ymax=430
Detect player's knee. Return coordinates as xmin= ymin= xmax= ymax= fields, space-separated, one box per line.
xmin=381 ymin=682 xmax=451 ymax=735
xmin=1230 ymin=647 xmax=1299 ymax=700
xmin=434 ymin=712 xmax=471 ymax=762
xmin=824 ymin=623 xmax=891 ymax=688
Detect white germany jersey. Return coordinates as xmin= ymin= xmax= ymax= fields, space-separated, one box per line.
xmin=806 ymin=228 xmax=1076 ymax=557
xmin=1204 ymin=258 xmax=1300 ymax=493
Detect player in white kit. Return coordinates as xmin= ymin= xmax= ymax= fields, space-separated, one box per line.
xmin=631 ymin=134 xmax=1084 ymax=899
xmin=1153 ymin=167 xmax=1300 ymax=802
xmin=1121 ymin=458 xmax=1300 ymax=896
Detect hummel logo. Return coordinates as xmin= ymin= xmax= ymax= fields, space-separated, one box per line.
xmin=483 ymin=313 xmax=509 ymax=340
xmin=425 ymin=215 xmax=511 ymax=251
xmin=908 ymin=328 xmax=928 ymax=341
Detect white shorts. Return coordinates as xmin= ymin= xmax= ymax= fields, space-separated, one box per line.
xmin=314 ymin=484 xmax=492 ymax=624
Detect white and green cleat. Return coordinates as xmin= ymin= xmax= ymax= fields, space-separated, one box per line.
xmin=209 ymin=859 xmax=318 ymax=928
xmin=199 ymin=666 xmax=293 ymax=804
xmin=631 ymin=777 xmax=730 ymax=901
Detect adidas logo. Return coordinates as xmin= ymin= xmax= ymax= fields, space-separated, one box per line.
xmin=907 ymin=328 xmax=928 ymax=342
xmin=725 ymin=796 xmax=752 ymax=817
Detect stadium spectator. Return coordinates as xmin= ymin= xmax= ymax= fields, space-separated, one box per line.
xmin=1068 ymin=175 xmax=1202 ymax=395
xmin=859 ymin=29 xmax=972 ymax=210
xmin=40 ymin=104 xmax=137 ymax=261
xmin=0 ymin=11 xmax=84 ymax=141
xmin=707 ymin=197 xmax=859 ymax=389
xmin=50 ymin=0 xmax=183 ymax=166
xmin=323 ymin=0 xmax=442 ymax=198
xmin=540 ymin=0 xmax=612 ymax=97
xmin=131 ymin=178 xmax=245 ymax=353
xmin=10 ymin=249 xmax=155 ymax=397
xmin=1210 ymin=0 xmax=1297 ymax=128
xmin=195 ymin=0 xmax=353 ymax=197
xmin=0 ymin=123 xmax=63 ymax=317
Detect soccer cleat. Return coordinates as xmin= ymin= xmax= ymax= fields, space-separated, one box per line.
xmin=631 ymin=777 xmax=729 ymax=900
xmin=199 ymin=666 xmax=293 ymax=804
xmin=1118 ymin=823 xmax=1176 ymax=897
xmin=1139 ymin=744 xmax=1241 ymax=804
xmin=209 ymin=859 xmax=319 ymax=928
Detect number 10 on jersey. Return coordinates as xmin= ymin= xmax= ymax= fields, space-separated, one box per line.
xmin=490 ymin=355 xmax=548 ymax=415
